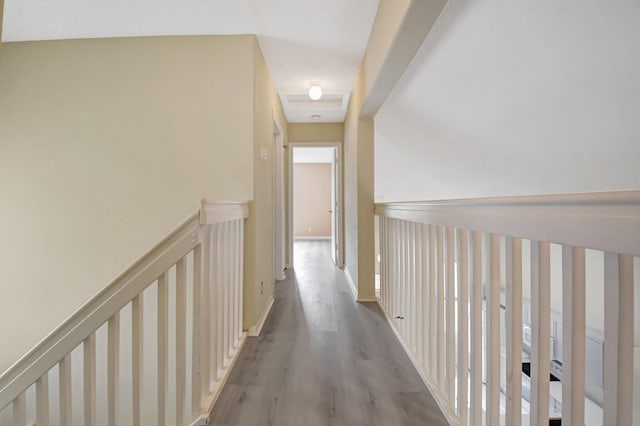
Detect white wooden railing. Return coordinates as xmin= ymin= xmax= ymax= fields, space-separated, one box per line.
xmin=375 ymin=191 xmax=640 ymax=426
xmin=0 ymin=199 xmax=248 ymax=426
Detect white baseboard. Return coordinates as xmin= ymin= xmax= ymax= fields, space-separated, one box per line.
xmin=376 ymin=301 xmax=459 ymax=426
xmin=344 ymin=266 xmax=358 ymax=301
xmin=248 ymin=295 xmax=274 ymax=337
xmin=189 ymin=332 xmax=248 ymax=426
xmin=294 ymin=236 xmax=331 ymax=240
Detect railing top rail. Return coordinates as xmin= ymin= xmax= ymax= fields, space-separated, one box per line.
xmin=376 ymin=190 xmax=640 ymax=208
xmin=0 ymin=199 xmax=249 ymax=410
xmin=375 ymin=190 xmax=640 ymax=256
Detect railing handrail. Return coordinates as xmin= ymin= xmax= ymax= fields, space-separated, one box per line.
xmin=375 ymin=189 xmax=640 ymax=256
xmin=0 ymin=199 xmax=249 ymax=410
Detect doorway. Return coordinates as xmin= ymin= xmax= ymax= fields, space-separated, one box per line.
xmin=288 ymin=143 xmax=343 ymax=268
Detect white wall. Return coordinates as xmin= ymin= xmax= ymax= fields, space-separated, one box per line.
xmin=375 ymin=0 xmax=640 ymax=202
xmin=293 ymin=147 xmax=334 ymax=163
xmin=0 ymin=36 xmax=255 ymax=374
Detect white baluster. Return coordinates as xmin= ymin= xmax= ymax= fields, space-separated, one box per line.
xmin=12 ymin=394 xmax=25 ymax=426
xmin=200 ymin=228 xmax=211 ymax=395
xmin=157 ymin=273 xmax=168 ymax=426
xmin=446 ymin=227 xmax=455 ymax=404
xmin=59 ymin=354 xmax=72 ymax=426
xmin=391 ymin=219 xmax=397 ymax=320
xmin=415 ymin=223 xmax=424 ymax=365
xmin=401 ymin=220 xmax=407 ymax=336
xmin=228 ymin=221 xmax=235 ymax=356
xmin=485 ymin=234 xmax=500 ymax=426
xmin=429 ymin=224 xmax=438 ymax=379
xmin=380 ymin=217 xmax=386 ymax=311
xmin=457 ymin=229 xmax=469 ymax=423
xmin=132 ymin=294 xmax=143 ymax=426
xmin=216 ymin=224 xmax=225 ymax=377
xmin=505 ymin=237 xmax=522 ymax=426
xmin=603 ymin=253 xmax=634 ymax=425
xmin=421 ymin=224 xmax=430 ymax=371
xmin=238 ymin=219 xmax=245 ymax=341
xmin=191 ymin=246 xmax=202 ymax=416
xmin=176 ymin=258 xmax=187 ymax=425
xmin=407 ymin=222 xmax=417 ymax=354
xmin=36 ymin=374 xmax=49 ymax=426
xmin=224 ymin=222 xmax=231 ymax=363
xmin=437 ymin=225 xmax=445 ymax=389
xmin=392 ymin=219 xmax=402 ymax=324
xmin=562 ymin=245 xmax=586 ymax=426
xmin=469 ymin=231 xmax=483 ymax=425
xmin=108 ymin=312 xmax=120 ymax=426
xmin=83 ymin=334 xmax=96 ymax=426
xmin=210 ymin=224 xmax=219 ymax=385
xmin=233 ymin=220 xmax=240 ymax=347
xmin=531 ymin=240 xmax=551 ymax=426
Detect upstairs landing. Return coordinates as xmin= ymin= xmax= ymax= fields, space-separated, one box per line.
xmin=212 ymin=240 xmax=448 ymax=426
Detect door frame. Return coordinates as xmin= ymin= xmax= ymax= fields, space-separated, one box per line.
xmin=273 ymin=118 xmax=286 ymax=282
xmin=288 ymin=142 xmax=344 ymax=269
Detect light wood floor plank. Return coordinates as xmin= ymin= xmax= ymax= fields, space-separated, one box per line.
xmin=211 ymin=240 xmax=448 ymax=426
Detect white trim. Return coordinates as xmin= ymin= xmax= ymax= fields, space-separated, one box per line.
xmin=344 ymin=266 xmax=358 ymax=301
xmin=248 ymin=295 xmax=274 ymax=337
xmin=376 ymin=300 xmax=461 ymax=426
xmin=294 ymin=236 xmax=331 ymax=240
xmin=200 ymin=199 xmax=249 ymax=225
xmin=288 ymin=142 xmax=344 ymax=268
xmin=189 ymin=333 xmax=248 ymax=426
xmin=375 ymin=190 xmax=640 ymax=256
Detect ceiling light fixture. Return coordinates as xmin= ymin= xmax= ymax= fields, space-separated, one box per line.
xmin=308 ymin=84 xmax=323 ymax=101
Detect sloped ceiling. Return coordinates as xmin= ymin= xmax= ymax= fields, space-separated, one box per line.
xmin=1 ymin=0 xmax=380 ymax=123
xmin=375 ymin=0 xmax=640 ymax=202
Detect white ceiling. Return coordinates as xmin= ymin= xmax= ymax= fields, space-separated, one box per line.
xmin=1 ymin=0 xmax=380 ymax=123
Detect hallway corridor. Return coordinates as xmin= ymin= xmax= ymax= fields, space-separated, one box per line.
xmin=211 ymin=240 xmax=449 ymax=426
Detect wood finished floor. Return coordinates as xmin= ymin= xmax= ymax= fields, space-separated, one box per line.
xmin=211 ymin=240 xmax=449 ymax=426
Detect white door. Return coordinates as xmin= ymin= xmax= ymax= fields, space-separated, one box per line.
xmin=330 ymin=148 xmax=338 ymax=265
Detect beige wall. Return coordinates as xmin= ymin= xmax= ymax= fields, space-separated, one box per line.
xmin=288 ymin=123 xmax=344 ymax=143
xmin=293 ymin=163 xmax=331 ymax=237
xmin=243 ymin=36 xmax=288 ymax=331
xmin=0 ymin=35 xmax=284 ymax=373
xmin=344 ymin=66 xmax=376 ymax=300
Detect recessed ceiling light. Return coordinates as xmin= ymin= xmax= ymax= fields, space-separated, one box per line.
xmin=308 ymin=84 xmax=322 ymax=101
xmin=311 ymin=114 xmax=322 ymax=120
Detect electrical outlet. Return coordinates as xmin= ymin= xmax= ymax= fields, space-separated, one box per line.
xmin=260 ymin=281 xmax=263 ymax=294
